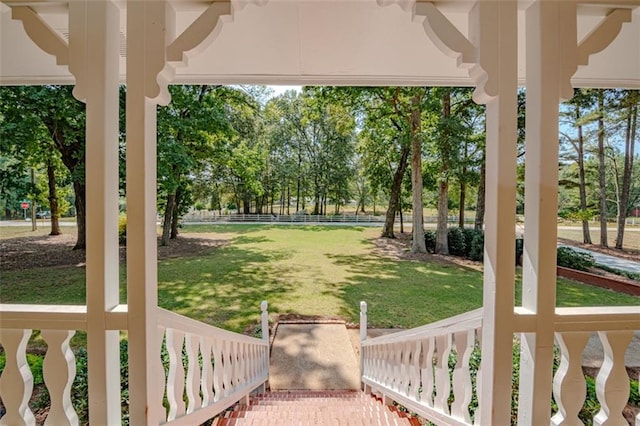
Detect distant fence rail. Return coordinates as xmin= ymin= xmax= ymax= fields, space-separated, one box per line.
xmin=181 ymin=212 xmax=477 ymax=225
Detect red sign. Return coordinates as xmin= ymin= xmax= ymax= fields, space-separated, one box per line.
xmin=21 ymin=202 xmax=29 ymax=209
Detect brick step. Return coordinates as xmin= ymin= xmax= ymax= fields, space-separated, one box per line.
xmin=214 ymin=390 xmax=418 ymax=426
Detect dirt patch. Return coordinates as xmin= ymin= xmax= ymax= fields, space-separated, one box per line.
xmin=0 ymin=233 xmax=229 ymax=272
xmin=370 ymin=232 xmax=483 ymax=271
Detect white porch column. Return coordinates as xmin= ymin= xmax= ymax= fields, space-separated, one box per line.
xmin=71 ymin=1 xmax=122 ymax=424
xmin=518 ymin=1 xmax=572 ymax=423
xmin=475 ymin=2 xmax=518 ymax=424
xmin=126 ymin=1 xmax=173 ymax=424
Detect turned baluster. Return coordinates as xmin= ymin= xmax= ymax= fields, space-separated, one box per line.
xmin=594 ymin=331 xmax=633 ymax=426
xmin=212 ymin=338 xmax=223 ymax=401
xmin=185 ymin=333 xmax=202 ymax=414
xmin=434 ymin=334 xmax=452 ymax=414
xmin=166 ymin=329 xmax=186 ymax=420
xmin=451 ymin=329 xmax=474 ymax=423
xmin=0 ymin=329 xmax=35 ymax=426
xmin=41 ymin=330 xmax=78 ymax=426
xmin=421 ymin=337 xmax=435 ymax=407
xmin=200 ymin=336 xmax=214 ymax=406
xmin=551 ymin=331 xmax=589 ymax=426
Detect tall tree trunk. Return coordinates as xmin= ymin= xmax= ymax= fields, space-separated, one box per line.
xmin=46 ymin=160 xmax=61 ymax=236
xmin=410 ymin=94 xmax=426 ymax=253
xmin=30 ymin=168 xmax=37 ymax=231
xmin=161 ymin=191 xmax=176 ymax=246
xmin=615 ymin=95 xmax=637 ymax=249
xmin=382 ymin=144 xmax=410 ymax=238
xmin=73 ymin=180 xmax=86 ymax=250
xmin=475 ymin=143 xmax=486 ymax=231
xmin=286 ymin=184 xmax=291 ymax=215
xmin=436 ymin=91 xmax=451 ymax=255
xmin=170 ymin=186 xmax=182 ymax=240
xmin=575 ymin=106 xmax=592 ymax=244
xmin=458 ymin=177 xmax=466 ymax=229
xmin=399 ymin=202 xmax=404 ymax=234
xmin=436 ymin=180 xmax=449 ymax=254
xmin=597 ymin=91 xmax=608 ymax=247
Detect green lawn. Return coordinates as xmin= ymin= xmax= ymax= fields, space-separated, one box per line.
xmin=1 ymin=224 xmax=638 ymax=334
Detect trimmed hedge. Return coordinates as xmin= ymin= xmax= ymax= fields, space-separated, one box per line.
xmin=557 ymin=246 xmax=595 ymax=272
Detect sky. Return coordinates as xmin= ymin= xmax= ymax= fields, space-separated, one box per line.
xmin=269 ymin=85 xmax=302 ymax=97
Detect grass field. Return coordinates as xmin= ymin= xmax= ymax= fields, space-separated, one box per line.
xmin=2 ymin=224 xmax=638 ymax=336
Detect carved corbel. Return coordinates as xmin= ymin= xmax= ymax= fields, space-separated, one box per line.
xmin=11 ymin=6 xmax=69 ymax=65
xmin=379 ymin=0 xmax=511 ymax=104
xmin=577 ymin=8 xmax=632 ymax=66
xmin=166 ymin=1 xmax=232 ymax=67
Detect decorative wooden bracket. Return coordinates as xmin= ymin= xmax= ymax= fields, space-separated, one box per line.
xmin=378 ymin=0 xmax=506 ymax=104
xmin=167 ymin=1 xmax=232 ymax=66
xmin=11 ymin=6 xmax=69 ymax=65
xmin=414 ymin=2 xmax=476 ymax=69
xmin=577 ymin=8 xmax=632 ymax=66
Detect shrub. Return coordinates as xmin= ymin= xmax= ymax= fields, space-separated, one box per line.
xmin=118 ymin=215 xmax=127 ymax=245
xmin=424 ymin=230 xmax=436 ymax=253
xmin=557 ymin=246 xmax=595 ymax=271
xmin=469 ymin=233 xmax=484 ymax=262
xmin=447 ymin=227 xmax=467 ymax=257
xmin=461 ymin=228 xmax=483 ymax=258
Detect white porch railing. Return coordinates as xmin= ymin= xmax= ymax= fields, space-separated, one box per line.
xmin=360 ymin=302 xmax=640 ymax=426
xmin=0 ymin=302 xmax=269 ymax=426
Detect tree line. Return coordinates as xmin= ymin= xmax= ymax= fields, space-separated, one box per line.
xmin=0 ymin=85 xmax=637 ymax=251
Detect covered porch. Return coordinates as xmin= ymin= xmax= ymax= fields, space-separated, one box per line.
xmin=1 ymin=0 xmax=639 ymax=424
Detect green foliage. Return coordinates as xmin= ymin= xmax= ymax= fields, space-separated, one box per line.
xmin=118 ymin=215 xmax=127 ymax=245
xmin=447 ymin=227 xmax=467 ymax=257
xmin=557 ymin=246 xmax=595 ymax=271
xmin=468 ymin=233 xmax=484 ymax=262
xmin=461 ymin=228 xmax=482 ymax=258
xmin=424 ymin=230 xmax=437 ymax=253
xmin=595 ymin=264 xmax=640 ymax=282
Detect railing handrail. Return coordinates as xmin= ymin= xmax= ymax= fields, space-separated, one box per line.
xmin=156 ymin=307 xmax=267 ymax=346
xmin=361 ymin=307 xmax=483 ymax=346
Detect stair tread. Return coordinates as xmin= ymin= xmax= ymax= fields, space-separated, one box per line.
xmin=215 ymin=390 xmax=414 ymax=426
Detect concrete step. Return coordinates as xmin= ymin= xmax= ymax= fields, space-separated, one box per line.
xmin=214 ymin=390 xmax=418 ymax=426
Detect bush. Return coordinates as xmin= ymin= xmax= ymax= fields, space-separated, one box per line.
xmin=557 ymin=246 xmax=595 ymax=271
xmin=469 ymin=233 xmax=484 ymax=262
xmin=447 ymin=227 xmax=467 ymax=257
xmin=424 ymin=230 xmax=436 ymax=253
xmin=461 ymin=228 xmax=483 ymax=258
xmin=118 ymin=215 xmax=127 ymax=245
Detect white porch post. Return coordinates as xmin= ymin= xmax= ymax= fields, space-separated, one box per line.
xmin=71 ymin=1 xmax=122 ymax=424
xmin=475 ymin=1 xmax=518 ymax=424
xmin=518 ymin=1 xmax=572 ymax=423
xmin=126 ymin=1 xmax=173 ymax=424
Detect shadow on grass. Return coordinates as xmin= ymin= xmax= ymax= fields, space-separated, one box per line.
xmin=328 ymin=254 xmax=484 ymax=329
xmin=157 ymin=244 xmax=296 ymax=332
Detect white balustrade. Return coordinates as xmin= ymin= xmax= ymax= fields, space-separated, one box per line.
xmin=361 ymin=304 xmax=639 ymax=426
xmin=156 ymin=306 xmax=269 ymax=425
xmin=360 ymin=305 xmax=483 ymax=426
xmin=0 ymin=302 xmax=268 ymax=426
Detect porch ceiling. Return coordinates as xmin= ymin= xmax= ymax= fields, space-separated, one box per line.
xmin=0 ymin=0 xmax=639 ymax=88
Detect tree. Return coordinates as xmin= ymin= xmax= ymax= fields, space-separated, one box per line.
xmin=614 ymin=90 xmax=638 ymax=249
xmin=0 ymin=86 xmax=85 ymax=247
xmin=156 ymin=85 xmax=232 ymax=245
xmin=560 ymin=89 xmax=596 ymax=244
xmin=596 ymin=90 xmax=609 ymax=247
